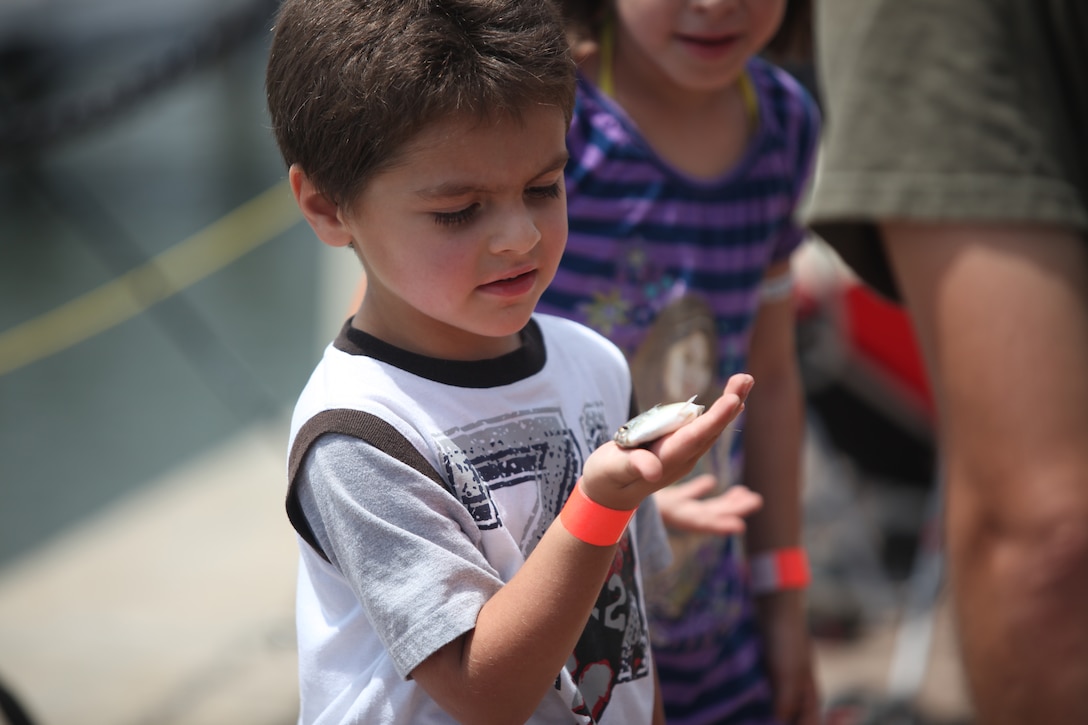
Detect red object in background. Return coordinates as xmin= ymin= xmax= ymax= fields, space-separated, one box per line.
xmin=840 ymin=283 xmax=935 ymax=422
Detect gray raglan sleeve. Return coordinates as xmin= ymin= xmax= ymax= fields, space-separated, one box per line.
xmin=634 ymin=493 xmax=672 ymax=579
xmin=297 ymin=433 xmax=504 ymax=678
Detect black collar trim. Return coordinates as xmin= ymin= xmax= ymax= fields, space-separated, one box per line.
xmin=332 ymin=318 xmax=546 ymax=388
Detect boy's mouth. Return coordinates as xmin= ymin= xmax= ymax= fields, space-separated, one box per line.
xmin=479 ymin=269 xmax=538 ymax=297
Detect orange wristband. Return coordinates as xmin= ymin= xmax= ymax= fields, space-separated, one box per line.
xmin=560 ymin=482 xmax=636 ymax=547
xmin=749 ymin=547 xmax=811 ymax=595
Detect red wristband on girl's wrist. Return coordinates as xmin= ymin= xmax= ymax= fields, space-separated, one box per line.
xmin=560 ymin=482 xmax=636 ymax=547
xmin=749 ymin=547 xmax=811 ymax=595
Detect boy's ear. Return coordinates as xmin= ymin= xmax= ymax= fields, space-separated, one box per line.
xmin=289 ymin=164 xmax=354 ymax=249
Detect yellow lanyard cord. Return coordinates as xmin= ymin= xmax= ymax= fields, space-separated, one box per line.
xmin=738 ymin=70 xmax=759 ymax=128
xmin=599 ymin=17 xmax=616 ymax=97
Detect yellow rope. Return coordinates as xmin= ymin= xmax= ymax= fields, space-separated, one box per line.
xmin=0 ymin=180 xmax=301 ymax=376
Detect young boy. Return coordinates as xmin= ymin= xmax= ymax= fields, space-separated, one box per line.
xmin=265 ymin=1 xmax=753 ymax=723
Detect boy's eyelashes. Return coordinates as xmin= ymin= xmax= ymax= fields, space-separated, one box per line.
xmin=434 ymin=205 xmax=478 ymax=226
xmin=528 ymin=182 xmax=562 ymax=200
xmin=431 ymin=183 xmax=562 ymax=226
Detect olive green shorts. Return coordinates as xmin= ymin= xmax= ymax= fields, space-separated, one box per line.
xmin=803 ymin=0 xmax=1088 ymax=298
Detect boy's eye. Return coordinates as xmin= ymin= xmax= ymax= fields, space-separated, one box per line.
xmin=433 ymin=204 xmax=478 ymax=226
xmin=431 ymin=184 xmax=559 ymax=226
xmin=527 ymin=183 xmax=562 ymax=200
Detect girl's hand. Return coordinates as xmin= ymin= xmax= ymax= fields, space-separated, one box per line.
xmin=758 ymin=591 xmax=822 ymax=725
xmin=655 ymin=476 xmax=763 ymax=535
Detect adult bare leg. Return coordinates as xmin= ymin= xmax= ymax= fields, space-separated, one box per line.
xmin=882 ymin=221 xmax=1088 ymax=724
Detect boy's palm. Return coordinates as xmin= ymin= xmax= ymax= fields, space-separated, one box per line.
xmin=580 ymin=374 xmax=754 ymax=512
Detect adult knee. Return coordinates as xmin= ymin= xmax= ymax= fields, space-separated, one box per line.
xmin=951 ymin=464 xmax=1088 ymax=599
xmin=983 ymin=483 xmax=1088 ymax=604
xmin=1016 ymin=513 xmax=1088 ymax=598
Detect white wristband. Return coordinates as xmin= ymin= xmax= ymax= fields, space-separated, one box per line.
xmin=758 ymin=270 xmax=795 ymax=303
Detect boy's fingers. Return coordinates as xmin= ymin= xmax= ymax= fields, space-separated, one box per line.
xmin=710 ymin=374 xmax=754 ymax=420
xmin=667 ymin=391 xmax=742 ymax=448
xmin=694 ymin=373 xmax=755 ymax=437
xmin=722 ymin=372 xmax=755 ymax=403
xmin=687 ymin=374 xmax=753 ymax=434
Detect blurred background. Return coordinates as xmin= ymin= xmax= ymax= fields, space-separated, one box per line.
xmin=0 ymin=2 xmax=970 ymax=723
xmin=0 ymin=0 xmax=353 ymax=721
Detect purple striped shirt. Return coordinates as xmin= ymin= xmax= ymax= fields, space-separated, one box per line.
xmin=539 ymin=57 xmax=819 ymax=379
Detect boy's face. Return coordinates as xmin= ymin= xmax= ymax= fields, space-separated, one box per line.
xmin=347 ymin=108 xmax=570 ymax=361
xmin=615 ymin=0 xmax=786 ymax=92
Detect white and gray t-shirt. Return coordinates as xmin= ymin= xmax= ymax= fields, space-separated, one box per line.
xmin=286 ymin=313 xmax=669 ymax=724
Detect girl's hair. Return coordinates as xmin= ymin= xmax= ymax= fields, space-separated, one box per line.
xmin=266 ymin=0 xmax=576 ymax=208
xmin=554 ymin=0 xmax=609 ymax=46
xmin=765 ymin=0 xmax=814 ymax=64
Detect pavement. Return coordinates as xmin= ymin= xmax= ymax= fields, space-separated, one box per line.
xmin=0 ymin=415 xmax=300 ymax=725
xmin=816 ymin=596 xmax=971 ymax=723
xmin=0 ymin=414 xmax=974 ymax=725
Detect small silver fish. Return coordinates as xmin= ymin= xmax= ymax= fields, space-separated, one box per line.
xmin=614 ymin=395 xmax=706 ymax=448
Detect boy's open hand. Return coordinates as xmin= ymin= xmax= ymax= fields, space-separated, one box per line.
xmin=579 ymin=374 xmax=754 ymax=512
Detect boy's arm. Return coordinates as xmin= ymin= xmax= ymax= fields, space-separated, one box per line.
xmin=411 ymin=374 xmax=754 ymax=725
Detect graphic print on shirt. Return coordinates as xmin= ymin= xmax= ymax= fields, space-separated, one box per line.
xmin=577 ymin=238 xmax=748 ymax=382
xmin=567 ymin=532 xmax=650 ymax=721
xmin=630 ymin=295 xmax=720 ymax=412
xmin=579 ymin=236 xmax=683 ymax=349
xmin=627 ymin=296 xmax=745 ymax=631
xmin=436 ymin=403 xmax=650 ymax=723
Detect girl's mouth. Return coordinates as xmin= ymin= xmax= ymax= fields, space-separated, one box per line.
xmin=677 ymin=33 xmax=740 ymax=59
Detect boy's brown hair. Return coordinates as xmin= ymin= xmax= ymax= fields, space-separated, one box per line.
xmin=266 ymin=0 xmax=576 ymax=208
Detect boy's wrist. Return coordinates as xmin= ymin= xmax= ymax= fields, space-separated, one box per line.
xmin=560 ymin=481 xmax=636 ymax=546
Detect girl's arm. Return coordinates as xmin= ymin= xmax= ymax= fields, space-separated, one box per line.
xmin=411 ymin=374 xmax=753 ymax=725
xmin=744 ymin=260 xmax=804 ymax=557
xmin=743 ymin=259 xmax=820 ymax=724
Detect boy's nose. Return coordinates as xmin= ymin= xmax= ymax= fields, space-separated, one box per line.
xmin=490 ymin=206 xmax=541 ymax=254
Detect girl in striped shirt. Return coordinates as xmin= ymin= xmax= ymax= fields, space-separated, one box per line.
xmin=538 ymin=2 xmax=821 ymax=723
